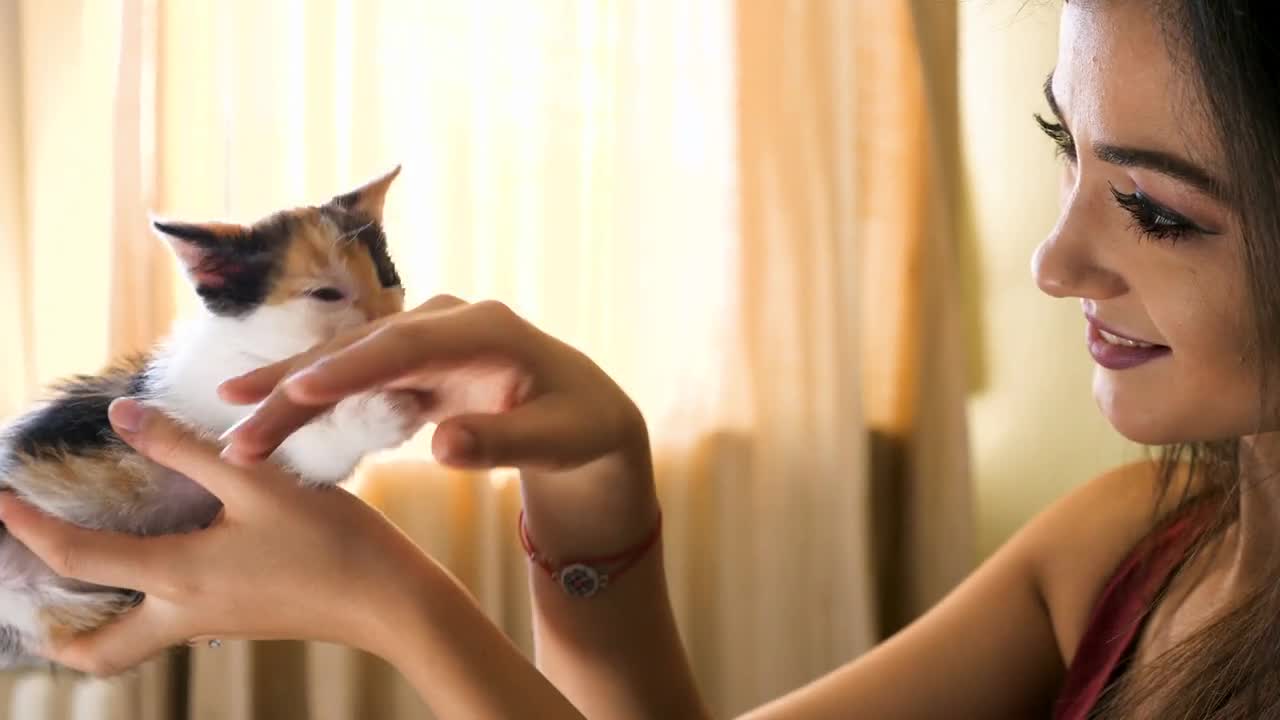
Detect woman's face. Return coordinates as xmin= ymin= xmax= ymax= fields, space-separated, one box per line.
xmin=1032 ymin=1 xmax=1258 ymax=445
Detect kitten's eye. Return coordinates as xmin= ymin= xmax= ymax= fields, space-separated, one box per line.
xmin=306 ymin=287 xmax=346 ymax=302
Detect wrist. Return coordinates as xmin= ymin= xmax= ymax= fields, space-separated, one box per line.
xmin=520 ymin=465 xmax=660 ymax=561
xmin=518 ymin=405 xmax=660 ymax=556
xmin=344 ymin=530 xmax=450 ymax=661
xmin=358 ymin=550 xmax=587 ymax=719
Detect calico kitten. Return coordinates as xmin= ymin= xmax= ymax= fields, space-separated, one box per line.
xmin=0 ymin=167 xmax=420 ymax=667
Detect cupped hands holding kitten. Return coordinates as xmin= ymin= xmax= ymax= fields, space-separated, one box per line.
xmin=0 ymin=295 xmax=683 ymax=720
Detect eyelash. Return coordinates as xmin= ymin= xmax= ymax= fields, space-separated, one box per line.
xmin=1035 ymin=113 xmax=1076 ymax=161
xmin=306 ymin=287 xmax=346 ymax=302
xmin=1107 ymin=184 xmax=1199 ymax=244
xmin=1035 ymin=113 xmax=1206 ymax=245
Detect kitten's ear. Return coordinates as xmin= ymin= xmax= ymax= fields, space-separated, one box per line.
xmin=328 ymin=165 xmax=401 ymax=223
xmin=151 ymin=217 xmax=252 ymax=289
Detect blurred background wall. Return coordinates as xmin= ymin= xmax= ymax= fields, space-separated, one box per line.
xmin=958 ymin=0 xmax=1140 ymax=558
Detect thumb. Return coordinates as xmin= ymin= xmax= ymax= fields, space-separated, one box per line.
xmin=433 ymin=397 xmax=619 ymax=472
xmin=43 ymin=599 xmax=181 ymax=677
xmin=109 ymin=399 xmax=254 ymax=510
xmin=0 ymin=493 xmax=174 ymax=591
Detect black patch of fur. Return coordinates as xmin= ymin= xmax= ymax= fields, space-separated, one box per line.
xmin=205 ymin=217 xmax=290 ymax=316
xmin=0 ymin=625 xmax=23 ymax=657
xmin=7 ymin=363 xmax=148 ymax=460
xmin=360 ymin=225 xmax=401 ymax=289
xmin=320 ymin=205 xmax=402 ymax=289
xmin=157 ymin=219 xmax=289 ymax=317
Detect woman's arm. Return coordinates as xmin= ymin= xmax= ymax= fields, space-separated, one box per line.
xmin=519 ymin=466 xmax=709 ymax=719
xmin=369 ymin=544 xmax=592 ymax=719
xmin=217 ymin=296 xmax=711 ymax=718
xmin=0 ymin=400 xmax=591 ymax=717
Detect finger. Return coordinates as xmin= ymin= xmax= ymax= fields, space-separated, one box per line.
xmin=109 ymin=399 xmax=252 ymax=508
xmin=216 ymin=360 xmax=291 ymax=405
xmin=0 ymin=494 xmax=175 ymax=590
xmin=432 ymin=395 xmax=618 ymax=472
xmin=217 ymin=294 xmax=468 ymax=405
xmin=43 ymin=600 xmax=179 ymax=678
xmin=216 ymin=331 xmax=366 ymax=405
xmin=218 ymin=387 xmax=332 ymax=466
xmin=411 ymin=293 xmax=469 ymax=313
xmin=285 ymin=302 xmax=531 ymax=405
xmin=224 ymin=297 xmax=496 ymax=461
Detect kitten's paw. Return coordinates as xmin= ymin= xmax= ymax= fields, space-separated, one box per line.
xmin=334 ymin=391 xmax=423 ymax=449
xmin=279 ymin=391 xmax=424 ymax=485
xmin=381 ymin=389 xmax=428 ymax=437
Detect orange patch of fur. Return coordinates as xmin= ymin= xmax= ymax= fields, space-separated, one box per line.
xmin=92 ymin=353 xmax=149 ymax=380
xmin=266 ymin=211 xmax=333 ymax=305
xmin=17 ymin=358 xmax=154 ymax=509
xmin=11 ymin=448 xmax=151 ymax=519
xmin=266 ymin=210 xmax=404 ymax=321
xmin=341 ymin=242 xmax=404 ymax=321
xmin=199 ymin=221 xmax=248 ymax=238
xmin=39 ymin=591 xmax=139 ymax=641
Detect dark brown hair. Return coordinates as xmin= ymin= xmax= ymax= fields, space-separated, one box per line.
xmin=1089 ymin=1 xmax=1280 ymax=717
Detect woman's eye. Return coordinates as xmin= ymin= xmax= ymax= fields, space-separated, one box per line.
xmin=306 ymin=287 xmax=346 ymax=302
xmin=1108 ymin=183 xmax=1202 ymax=244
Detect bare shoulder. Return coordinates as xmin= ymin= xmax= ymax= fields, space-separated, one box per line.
xmin=734 ymin=458 xmax=1201 ymax=720
xmin=1026 ymin=458 xmax=1198 ymax=667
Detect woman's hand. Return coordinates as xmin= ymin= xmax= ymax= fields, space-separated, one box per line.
xmin=0 ymin=398 xmax=436 ymax=676
xmin=206 ymin=296 xmax=694 ymax=718
xmin=218 ymin=296 xmax=659 ymax=553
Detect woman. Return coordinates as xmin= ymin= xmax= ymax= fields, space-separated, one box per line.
xmin=2 ymin=1 xmax=1276 ymax=717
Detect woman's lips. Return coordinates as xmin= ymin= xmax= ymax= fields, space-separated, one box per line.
xmin=1086 ymin=318 xmax=1171 ymax=370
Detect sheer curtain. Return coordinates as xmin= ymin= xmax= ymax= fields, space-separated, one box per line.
xmin=0 ymin=1 xmax=971 ymax=718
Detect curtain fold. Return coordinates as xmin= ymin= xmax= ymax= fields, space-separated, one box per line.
xmin=854 ymin=0 xmax=975 ymax=635
xmin=733 ymin=0 xmax=872 ymax=705
xmin=902 ymin=0 xmax=975 ymax=625
xmin=0 ymin=1 xmax=972 ymax=718
xmin=108 ymin=0 xmax=171 ymax=360
xmin=0 ymin=0 xmax=32 ymax=414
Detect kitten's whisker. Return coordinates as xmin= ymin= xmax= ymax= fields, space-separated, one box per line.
xmin=336 ymin=220 xmax=375 ymax=245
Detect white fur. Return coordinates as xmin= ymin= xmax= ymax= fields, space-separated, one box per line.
xmin=149 ymin=297 xmax=415 ymax=481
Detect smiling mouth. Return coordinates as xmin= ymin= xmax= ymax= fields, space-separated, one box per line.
xmin=1085 ymin=319 xmax=1171 ymax=370
xmin=1096 ymin=326 xmax=1160 ymax=349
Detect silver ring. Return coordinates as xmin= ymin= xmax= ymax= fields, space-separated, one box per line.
xmin=208 ymin=638 xmax=222 ymax=649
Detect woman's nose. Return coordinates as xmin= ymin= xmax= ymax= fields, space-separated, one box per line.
xmin=1031 ymin=205 xmax=1126 ymax=301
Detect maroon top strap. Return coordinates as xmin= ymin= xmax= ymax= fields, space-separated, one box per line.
xmin=1052 ymin=494 xmax=1221 ymax=719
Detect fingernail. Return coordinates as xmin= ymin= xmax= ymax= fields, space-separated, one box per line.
xmin=108 ymin=398 xmax=147 ymax=434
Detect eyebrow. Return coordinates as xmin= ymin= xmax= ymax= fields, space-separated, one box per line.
xmin=1042 ymin=71 xmax=1229 ymax=203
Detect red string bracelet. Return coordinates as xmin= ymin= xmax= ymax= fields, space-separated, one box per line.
xmin=518 ymin=509 xmax=662 ymax=598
